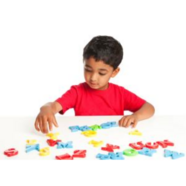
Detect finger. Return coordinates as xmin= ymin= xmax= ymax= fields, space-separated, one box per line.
xmin=118 ymin=117 xmax=123 ymax=127
xmin=34 ymin=118 xmax=40 ymax=131
xmin=52 ymin=116 xmax=59 ymax=127
xmin=132 ymin=120 xmax=138 ymax=128
xmin=119 ymin=117 xmax=126 ymax=127
xmin=42 ymin=117 xmax=48 ymax=134
xmin=38 ymin=118 xmax=44 ymax=133
xmin=118 ymin=118 xmax=123 ymax=126
xmin=48 ymin=118 xmax=53 ymax=131
xmin=122 ymin=117 xmax=129 ymax=127
xmin=126 ymin=118 xmax=133 ymax=128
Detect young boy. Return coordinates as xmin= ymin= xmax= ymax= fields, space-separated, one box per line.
xmin=34 ymin=36 xmax=155 ymax=134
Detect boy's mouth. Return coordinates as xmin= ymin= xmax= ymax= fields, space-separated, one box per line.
xmin=90 ymin=82 xmax=98 ymax=86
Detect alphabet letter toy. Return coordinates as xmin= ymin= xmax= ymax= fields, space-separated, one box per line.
xmin=129 ymin=140 xmax=174 ymax=150
xmin=47 ymin=139 xmax=62 ymax=147
xmin=157 ymin=140 xmax=174 ymax=148
xmin=96 ymin=153 xmax=110 ymax=160
xmin=39 ymin=147 xmax=50 ymax=156
xmin=46 ymin=132 xmax=60 ymax=140
xmin=129 ymin=141 xmax=144 ymax=150
xmin=81 ymin=130 xmax=97 ymax=137
xmin=138 ymin=147 xmax=157 ymax=157
xmin=96 ymin=152 xmax=124 ymax=160
xmin=89 ymin=124 xmax=102 ymax=131
xmin=109 ymin=152 xmax=125 ymax=160
xmin=145 ymin=142 xmax=159 ymax=149
xmin=4 ymin=148 xmax=19 ymax=157
xmin=26 ymin=144 xmax=40 ymax=153
xmin=164 ymin=150 xmax=184 ymax=159
xmin=69 ymin=121 xmax=118 ymax=132
xmin=72 ymin=150 xmax=86 ymax=158
xmin=109 ymin=121 xmax=118 ymax=127
xmin=129 ymin=130 xmax=142 ymax=136
xmin=26 ymin=140 xmax=37 ymax=145
xmin=79 ymin=125 xmax=92 ymax=131
xmin=69 ymin=126 xmax=80 ymax=132
xmin=101 ymin=143 xmax=120 ymax=152
xmin=57 ymin=141 xmax=73 ymax=149
xmin=89 ymin=140 xmax=103 ymax=147
xmin=100 ymin=122 xmax=117 ymax=129
xmin=123 ymin=149 xmax=138 ymax=156
xmin=56 ymin=150 xmax=87 ymax=159
xmin=56 ymin=153 xmax=73 ymax=160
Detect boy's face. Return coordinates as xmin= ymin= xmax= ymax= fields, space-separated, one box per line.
xmin=84 ymin=57 xmax=120 ymax=90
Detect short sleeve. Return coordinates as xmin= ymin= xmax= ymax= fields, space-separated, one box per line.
xmin=123 ymin=88 xmax=146 ymax=112
xmin=55 ymin=86 xmax=77 ymax=114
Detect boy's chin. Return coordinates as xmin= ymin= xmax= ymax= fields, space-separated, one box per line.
xmin=86 ymin=82 xmax=99 ymax=89
xmin=88 ymin=84 xmax=99 ymax=89
xmin=88 ymin=84 xmax=107 ymax=90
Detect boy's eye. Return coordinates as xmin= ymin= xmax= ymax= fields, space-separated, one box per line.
xmin=99 ymin=73 xmax=106 ymax=76
xmin=85 ymin=69 xmax=106 ymax=76
xmin=85 ymin=69 xmax=92 ymax=72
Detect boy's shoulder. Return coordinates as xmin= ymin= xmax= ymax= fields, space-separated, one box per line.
xmin=109 ymin=83 xmax=129 ymax=94
xmin=109 ymin=82 xmax=125 ymax=89
xmin=69 ymin=82 xmax=88 ymax=89
xmin=67 ymin=82 xmax=88 ymax=93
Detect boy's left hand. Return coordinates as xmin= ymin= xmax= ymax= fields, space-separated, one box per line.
xmin=118 ymin=114 xmax=139 ymax=128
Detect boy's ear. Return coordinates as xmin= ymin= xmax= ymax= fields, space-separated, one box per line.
xmin=111 ymin=67 xmax=120 ymax=78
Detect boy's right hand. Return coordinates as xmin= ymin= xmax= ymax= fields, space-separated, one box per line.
xmin=34 ymin=105 xmax=59 ymax=134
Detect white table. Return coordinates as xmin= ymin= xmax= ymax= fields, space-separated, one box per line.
xmin=0 ymin=116 xmax=186 ymax=160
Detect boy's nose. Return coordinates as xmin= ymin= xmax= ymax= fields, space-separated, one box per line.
xmin=90 ymin=73 xmax=97 ymax=81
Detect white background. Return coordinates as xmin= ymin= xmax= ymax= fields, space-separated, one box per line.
xmin=0 ymin=0 xmax=186 ymax=117
xmin=0 ymin=0 xmax=186 ymax=185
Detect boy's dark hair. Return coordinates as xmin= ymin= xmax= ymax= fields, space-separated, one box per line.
xmin=83 ymin=36 xmax=123 ymax=70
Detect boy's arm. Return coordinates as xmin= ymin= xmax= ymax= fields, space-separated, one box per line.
xmin=133 ymin=102 xmax=155 ymax=121
xmin=42 ymin=101 xmax=63 ymax=114
xmin=119 ymin=102 xmax=155 ymax=128
xmin=34 ymin=101 xmax=63 ymax=133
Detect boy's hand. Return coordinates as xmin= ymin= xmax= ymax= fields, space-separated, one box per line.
xmin=118 ymin=114 xmax=139 ymax=128
xmin=34 ymin=106 xmax=59 ymax=134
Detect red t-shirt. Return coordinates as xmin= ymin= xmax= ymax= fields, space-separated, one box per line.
xmin=55 ymin=82 xmax=146 ymax=116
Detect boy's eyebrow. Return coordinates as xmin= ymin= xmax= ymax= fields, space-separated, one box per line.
xmin=85 ymin=64 xmax=92 ymax=68
xmin=99 ymin=68 xmax=108 ymax=72
xmin=85 ymin=64 xmax=108 ymax=72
